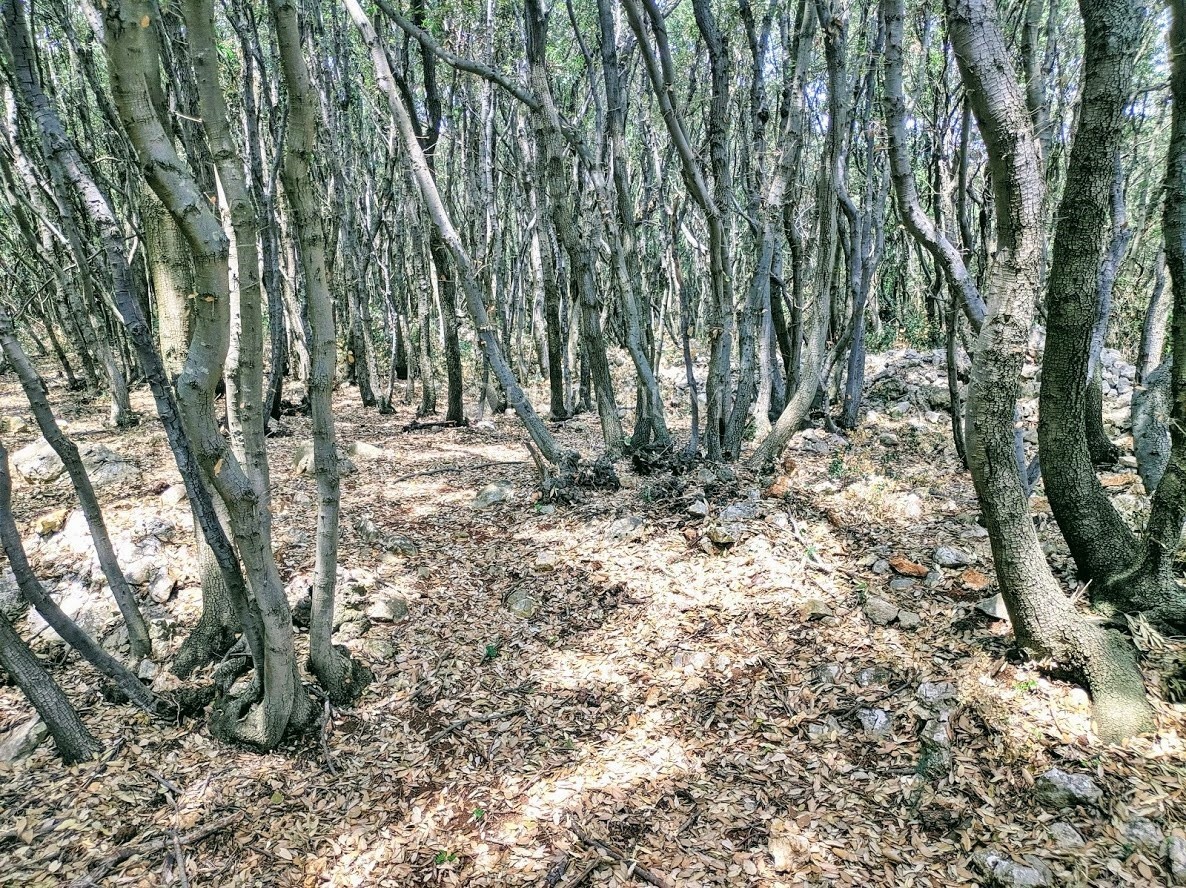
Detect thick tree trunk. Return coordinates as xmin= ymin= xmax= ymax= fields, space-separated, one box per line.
xmin=943 ymin=0 xmax=1151 ymax=742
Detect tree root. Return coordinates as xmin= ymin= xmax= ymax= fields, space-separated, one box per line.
xmin=308 ymin=644 xmax=372 ymax=707
xmin=209 ymin=678 xmax=316 ymax=751
xmin=172 ymin=618 xmax=237 ymax=680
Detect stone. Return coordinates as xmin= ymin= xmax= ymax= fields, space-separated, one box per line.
xmin=863 ymin=596 xmax=899 ymax=626
xmin=799 ymin=598 xmax=834 ymax=620
xmin=1034 ymin=768 xmax=1102 ymax=809
xmin=871 ymin=558 xmax=890 ymax=575
xmin=0 ymin=716 xmax=48 ymax=763
xmin=918 ymin=717 xmax=952 ymax=775
xmin=889 ymin=400 xmax=912 ymax=417
xmin=924 ymin=569 xmax=944 ymax=588
xmin=0 ymin=568 xmax=24 ymax=621
xmin=917 ymin=681 xmax=957 ymax=705
xmin=0 ymin=415 xmax=28 ymax=434
xmin=337 ymin=620 xmax=367 ymax=643
xmin=813 ymin=664 xmax=842 ymax=685
xmin=606 ymin=515 xmax=645 ymax=541
xmin=1124 ymin=817 xmax=1165 ymax=851
xmin=896 ymin=610 xmax=921 ymax=630
xmin=148 ymin=571 xmax=175 ymax=604
xmin=705 ymin=522 xmax=739 ymax=545
xmin=878 ymin=433 xmax=900 ymax=447
xmin=505 ymin=587 xmax=539 ymax=619
xmin=536 ymin=504 xmax=556 ymax=516
xmin=806 ymin=716 xmax=842 ymax=741
xmin=888 ymin=577 xmax=916 ymax=592
xmin=534 ymin=551 xmax=561 ymax=571
xmin=687 ymin=499 xmax=709 ymax=518
xmin=160 ymin=484 xmax=187 ymax=507
xmin=345 ymin=441 xmax=388 ymax=459
xmin=719 ymin=499 xmax=758 ymax=522
xmin=933 ymin=545 xmax=973 ymax=568
xmin=976 ymin=593 xmax=1011 ymax=621
xmin=856 ymin=666 xmax=892 ymax=687
xmin=901 ymin=494 xmax=924 ymax=519
xmin=1047 ymin=822 xmax=1084 ymax=849
xmin=367 ymin=595 xmax=409 ymax=623
xmin=138 ymin=659 xmax=159 ymax=681
xmin=474 ymin=419 xmax=496 ymax=432
xmin=857 ymin=707 xmax=891 ymax=738
xmin=82 ymin=444 xmax=141 ymax=489
xmin=473 ymin=481 xmax=513 ymax=508
xmin=1166 ymin=835 xmax=1186 ymax=884
xmin=383 ymin=534 xmax=418 ymax=557
xmin=361 ymin=637 xmax=397 ymax=661
xmin=32 ymin=509 xmax=69 ymax=536
xmin=12 ymin=439 xmax=65 ymax=483
xmin=971 ymin=850 xmax=1051 ymax=887
xmin=695 ymin=467 xmax=718 ymax=486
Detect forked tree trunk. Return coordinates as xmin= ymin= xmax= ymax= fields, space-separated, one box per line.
xmin=943 ymin=0 xmax=1151 ymax=742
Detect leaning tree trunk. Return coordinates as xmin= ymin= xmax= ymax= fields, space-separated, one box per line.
xmin=0 ymin=306 xmax=151 ymax=660
xmin=943 ymin=0 xmax=1151 ymax=742
xmin=0 ymin=611 xmax=99 ymax=764
xmin=267 ymin=0 xmax=368 ymax=706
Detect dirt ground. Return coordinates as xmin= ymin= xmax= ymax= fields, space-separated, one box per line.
xmin=1 ymin=355 xmax=1184 ymax=887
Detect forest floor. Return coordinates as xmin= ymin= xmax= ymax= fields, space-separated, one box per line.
xmin=1 ymin=348 xmax=1186 ymax=887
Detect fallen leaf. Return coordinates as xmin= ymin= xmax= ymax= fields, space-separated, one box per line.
xmin=888 ymin=555 xmax=928 ymax=577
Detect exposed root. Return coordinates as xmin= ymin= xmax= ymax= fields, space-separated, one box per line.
xmin=308 ymin=644 xmax=372 ymax=707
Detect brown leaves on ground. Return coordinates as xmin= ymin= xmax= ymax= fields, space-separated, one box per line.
xmin=888 ymin=555 xmax=929 ymax=577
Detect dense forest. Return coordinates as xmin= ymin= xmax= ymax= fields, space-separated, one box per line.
xmin=2 ymin=0 xmax=1186 ymax=884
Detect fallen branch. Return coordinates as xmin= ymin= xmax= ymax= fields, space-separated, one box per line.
xmin=570 ymin=823 xmax=671 ymax=888
xmin=401 ymin=418 xmax=469 ymax=432
xmin=70 ymin=810 xmax=243 ymax=887
xmin=427 ymin=706 xmax=526 ymax=743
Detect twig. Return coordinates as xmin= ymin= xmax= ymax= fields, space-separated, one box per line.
xmin=401 ymin=418 xmax=469 ymax=432
xmin=566 ymin=855 xmax=607 ymax=886
xmin=427 ymin=706 xmax=526 ymax=743
xmin=147 ymin=770 xmax=182 ymax=799
xmin=570 ymin=824 xmax=671 ymax=888
xmin=320 ymin=698 xmax=338 ymax=777
xmin=389 ymin=460 xmax=525 ymax=484
xmin=70 ymin=811 xmax=244 ymax=887
xmin=170 ymin=830 xmax=190 ymax=888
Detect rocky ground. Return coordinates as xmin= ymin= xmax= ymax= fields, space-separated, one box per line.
xmin=0 ymin=344 xmax=1184 ymax=887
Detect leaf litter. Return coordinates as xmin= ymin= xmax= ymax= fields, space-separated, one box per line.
xmin=0 ymin=348 xmax=1185 ymax=886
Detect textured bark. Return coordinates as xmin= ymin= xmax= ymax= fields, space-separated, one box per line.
xmin=1037 ymin=0 xmax=1144 ymax=585
xmin=104 ymin=0 xmax=312 ymax=748
xmin=0 ymin=612 xmax=99 ymax=764
xmin=267 ymin=0 xmax=367 ymax=706
xmin=945 ymin=0 xmax=1151 ymax=742
xmin=0 ymin=305 xmax=151 ymax=660
xmin=1138 ymin=248 xmax=1170 ymax=384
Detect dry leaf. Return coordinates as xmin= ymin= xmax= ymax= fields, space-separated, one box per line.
xmin=888 ymin=555 xmax=928 ymax=577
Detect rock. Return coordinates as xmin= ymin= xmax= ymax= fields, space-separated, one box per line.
xmin=695 ymin=467 xmax=718 ymax=486
xmin=971 ymin=849 xmax=1051 ymax=887
xmin=878 ymin=433 xmax=900 ymax=447
xmin=0 ymin=568 xmax=24 ymax=621
xmin=976 ymin=593 xmax=1011 ymax=621
xmin=871 ymin=558 xmax=890 ymax=574
xmin=32 ymin=509 xmax=69 ymax=536
xmin=896 ymin=610 xmax=921 ymax=629
xmin=814 ymin=664 xmax=843 ymax=685
xmin=0 ymin=415 xmax=28 ymax=434
xmin=1124 ymin=817 xmax=1165 ymax=851
xmin=1048 ymin=822 xmax=1084 ymax=849
xmin=534 ymin=551 xmax=561 ymax=571
xmin=606 ymin=515 xmax=644 ymax=541
xmin=901 ymin=494 xmax=924 ymax=519
xmin=82 ymin=444 xmax=140 ymax=489
xmin=806 ymin=719 xmax=842 ymax=741
xmin=148 ymin=571 xmax=175 ymax=604
xmin=719 ymin=499 xmax=759 ymax=522
xmin=917 ymin=681 xmax=957 ymax=705
xmin=687 ymin=499 xmax=709 ymax=518
xmin=924 ymin=569 xmax=944 ymax=588
xmin=345 ymin=441 xmax=388 ymax=459
xmin=857 ymin=707 xmax=891 ymax=738
xmin=799 ymin=598 xmax=834 ymax=620
xmin=361 ymin=637 xmax=397 ymax=661
xmin=124 ymin=558 xmax=156 ymax=586
xmin=889 ymin=577 xmax=916 ymax=592
xmin=160 ymin=484 xmax=187 ymax=507
xmin=856 ymin=666 xmax=892 ymax=687
xmin=12 ymin=439 xmax=65 ymax=483
xmin=863 ymin=596 xmax=899 ymax=626
xmin=337 ymin=620 xmax=367 ymax=643
xmin=933 ymin=545 xmax=973 ymax=568
xmin=918 ymin=717 xmax=952 ymax=776
xmin=505 ymin=587 xmax=539 ymax=619
xmin=1166 ymin=835 xmax=1186 ymax=884
xmin=473 ymin=481 xmax=513 ymax=508
xmin=138 ymin=659 xmax=158 ymax=681
xmin=474 ymin=419 xmax=496 ymax=432
xmin=0 ymin=716 xmax=48 ymax=763
xmin=536 ymin=504 xmax=556 ymax=516
xmin=705 ymin=522 xmax=739 ymax=545
xmin=367 ymin=595 xmax=409 ymax=622
xmin=1034 ymin=768 xmax=1102 ymax=809
xmin=889 ymin=400 xmax=912 ymax=417
xmin=332 ymin=604 xmax=367 ymax=632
